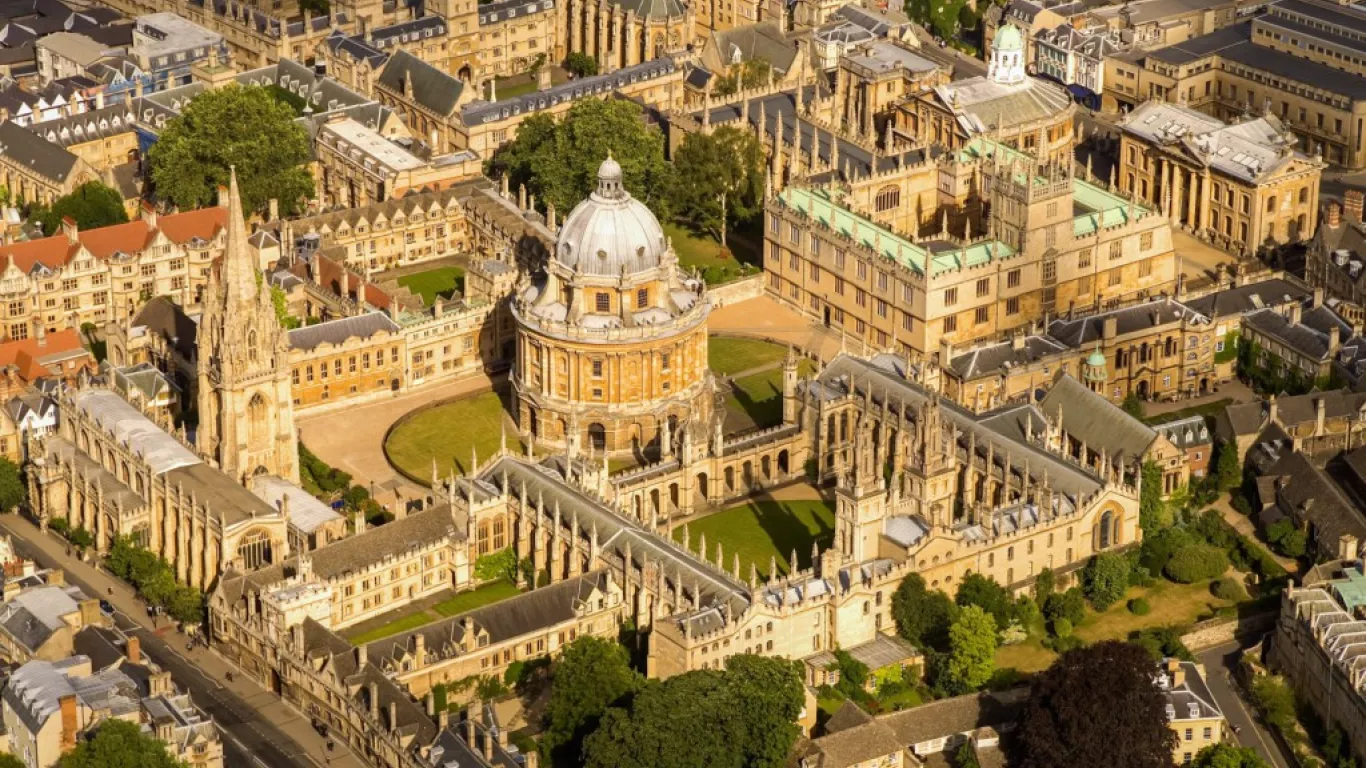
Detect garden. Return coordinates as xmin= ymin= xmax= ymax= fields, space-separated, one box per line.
xmin=396 ymin=266 xmax=465 ymax=307
xmin=384 ymin=391 xmax=519 ymax=483
xmin=671 ymin=499 xmax=835 ymax=580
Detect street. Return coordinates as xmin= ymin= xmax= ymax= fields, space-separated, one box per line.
xmin=0 ymin=515 xmax=362 ymax=768
xmin=1198 ymin=640 xmax=1292 ymax=768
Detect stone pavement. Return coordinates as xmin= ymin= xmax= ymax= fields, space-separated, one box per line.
xmin=1173 ymin=230 xmax=1239 ymax=281
xmin=0 ymin=514 xmax=368 ymax=768
xmin=709 ymin=295 xmax=864 ymax=362
xmin=297 ymin=370 xmax=499 ymax=491
xmin=1144 ymin=379 xmax=1256 ymax=418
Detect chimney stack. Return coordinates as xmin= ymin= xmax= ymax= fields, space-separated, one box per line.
xmin=127 ymin=635 xmax=140 ymax=664
xmin=1328 ymin=201 xmax=1344 ymax=228
xmin=1346 ymin=189 xmax=1364 ymax=224
xmin=59 ymin=694 xmax=78 ymax=751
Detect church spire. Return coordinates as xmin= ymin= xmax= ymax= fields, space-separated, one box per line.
xmin=222 ymin=166 xmax=259 ymax=308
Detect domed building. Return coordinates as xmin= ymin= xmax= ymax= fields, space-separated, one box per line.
xmin=512 ymin=157 xmax=713 ymax=455
xmin=904 ymin=22 xmax=1075 ymax=162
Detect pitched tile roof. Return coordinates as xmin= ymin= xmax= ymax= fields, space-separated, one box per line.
xmin=0 ymin=120 xmax=78 ymax=183
xmin=1037 ymin=373 xmax=1158 ymax=462
xmin=0 ymin=206 xmax=227 ymax=273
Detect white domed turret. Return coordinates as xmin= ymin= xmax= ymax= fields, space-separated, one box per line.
xmin=989 ymin=24 xmax=1026 ymax=86
xmin=555 ymin=155 xmax=668 ymax=277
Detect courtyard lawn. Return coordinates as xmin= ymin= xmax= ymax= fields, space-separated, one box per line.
xmin=397 ymin=266 xmax=465 ymax=307
xmin=432 ymin=579 xmax=523 ymax=617
xmin=672 ymin=499 xmax=835 ymax=580
xmin=709 ymin=336 xmax=788 ymax=376
xmin=343 ymin=580 xmax=523 ymax=645
xmin=722 ymin=359 xmax=817 ymax=430
xmin=995 ymin=578 xmax=1239 ymax=673
xmin=666 ymin=223 xmax=758 ymax=285
xmin=385 ymin=391 xmax=516 ymax=482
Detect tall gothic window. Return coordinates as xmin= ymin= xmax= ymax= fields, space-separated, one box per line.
xmin=237 ymin=529 xmax=273 ymax=569
xmin=248 ymin=393 xmax=269 ymax=447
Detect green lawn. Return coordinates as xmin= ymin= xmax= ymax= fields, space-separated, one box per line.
xmin=995 ymin=578 xmax=1239 ymax=673
xmin=672 ymin=499 xmax=835 ymax=580
xmin=433 ymin=580 xmax=523 ymax=617
xmin=709 ymin=336 xmax=788 ymax=376
xmin=493 ymin=78 xmax=539 ymax=99
xmin=344 ymin=580 xmax=523 ymax=645
xmin=665 ymin=223 xmax=759 ymax=285
xmin=723 ymin=359 xmax=816 ymax=430
xmin=385 ymin=391 xmax=516 ymax=482
xmin=397 ymin=266 xmax=465 ymax=307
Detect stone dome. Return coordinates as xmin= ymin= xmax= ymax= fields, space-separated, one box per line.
xmin=554 ymin=156 xmax=667 ymax=277
xmin=994 ymin=23 xmax=1023 ymax=52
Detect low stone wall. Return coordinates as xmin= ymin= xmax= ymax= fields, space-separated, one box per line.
xmin=707 ymin=274 xmax=763 ymax=307
xmin=1180 ymin=610 xmax=1277 ymax=651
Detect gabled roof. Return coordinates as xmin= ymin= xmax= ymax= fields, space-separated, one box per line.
xmin=1037 ymin=373 xmax=1158 ymax=462
xmin=286 ymin=311 xmax=400 ymax=351
xmin=0 ymin=119 xmax=78 ymax=182
xmin=377 ymin=49 xmax=463 ymax=117
xmin=0 ymin=206 xmax=226 ymax=273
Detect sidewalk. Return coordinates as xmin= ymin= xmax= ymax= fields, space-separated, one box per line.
xmin=1210 ymin=496 xmax=1299 ymax=573
xmin=0 ymin=514 xmax=367 ymax=768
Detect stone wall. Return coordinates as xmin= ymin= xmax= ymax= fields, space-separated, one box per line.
xmin=1179 ymin=611 xmax=1276 ymax=651
xmin=707 ymin=274 xmax=764 ymax=308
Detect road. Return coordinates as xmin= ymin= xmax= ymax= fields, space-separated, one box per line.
xmin=1198 ymin=640 xmax=1292 ymax=768
xmin=0 ymin=517 xmax=334 ymax=768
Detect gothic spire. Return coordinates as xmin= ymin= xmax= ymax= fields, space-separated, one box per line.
xmin=222 ymin=166 xmax=259 ymax=307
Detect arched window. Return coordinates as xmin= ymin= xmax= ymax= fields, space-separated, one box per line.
xmin=1098 ymin=510 xmax=1115 ymax=550
xmin=247 ymin=330 xmax=257 ymax=362
xmin=237 ymin=529 xmax=273 ymax=569
xmin=247 ymin=393 xmax=269 ymax=447
xmin=875 ymin=185 xmax=901 ymax=212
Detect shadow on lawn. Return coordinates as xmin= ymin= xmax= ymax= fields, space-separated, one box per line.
xmin=748 ymin=494 xmax=835 ymax=578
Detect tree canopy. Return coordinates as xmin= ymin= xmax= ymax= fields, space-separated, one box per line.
xmin=1082 ymin=552 xmax=1131 ymax=611
xmin=487 ymin=99 xmax=674 ymax=219
xmin=1190 ymin=743 xmax=1271 ymax=768
xmin=58 ymin=718 xmax=186 ymax=768
xmin=581 ymin=654 xmax=803 ymax=768
xmin=1014 ymin=641 xmax=1176 ymax=768
xmin=0 ymin=754 xmax=23 ymax=768
xmin=0 ymin=457 xmax=25 ymax=513
xmin=668 ymin=126 xmax=764 ymax=245
xmin=148 ymin=84 xmax=314 ymax=215
xmin=1213 ymin=440 xmax=1241 ymax=492
xmin=955 ymin=573 xmax=1019 ymax=630
xmin=565 ymin=52 xmax=599 ymax=77
xmin=542 ymin=636 xmax=642 ymax=767
xmin=938 ymin=604 xmax=998 ymax=695
xmin=32 ymin=181 xmax=128 ymax=235
xmin=892 ymin=572 xmax=958 ymax=652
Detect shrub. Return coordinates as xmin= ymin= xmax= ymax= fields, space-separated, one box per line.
xmin=1052 ymin=617 xmax=1073 ymax=638
xmin=1139 ymin=526 xmax=1194 ymax=576
xmin=1043 ymin=588 xmax=1086 ymax=627
xmin=1164 ymin=544 xmax=1229 ymax=583
xmin=1130 ymin=626 xmax=1194 ymax=661
xmin=1213 ymin=577 xmax=1249 ymax=602
xmin=1083 ymin=552 xmax=1130 ymax=612
xmin=1128 ymin=598 xmax=1151 ymax=615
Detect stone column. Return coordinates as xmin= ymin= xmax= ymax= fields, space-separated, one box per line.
xmin=1170 ymin=164 xmax=1183 ymax=225
xmin=1186 ymin=169 xmax=1198 ymax=230
xmin=570 ymin=0 xmax=582 ymax=54
xmin=1200 ymin=168 xmax=1212 ymax=233
xmin=597 ymin=3 xmax=608 ymax=67
xmin=626 ymin=14 xmax=639 ymax=66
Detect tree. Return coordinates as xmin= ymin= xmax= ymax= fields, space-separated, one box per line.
xmin=270 ymin=285 xmax=300 ymax=330
xmin=0 ymin=754 xmax=24 ymax=768
xmin=1033 ymin=567 xmax=1056 ymax=607
xmin=1015 ymin=641 xmax=1177 ymax=768
xmin=955 ymin=741 xmax=982 ymax=768
xmin=0 ymin=457 xmax=25 ymax=512
xmin=487 ymin=99 xmax=674 ymax=220
xmin=1140 ymin=460 xmax=1165 ymax=531
xmin=1266 ymin=519 xmax=1307 ymax=559
xmin=169 ymin=585 xmax=205 ymax=626
xmin=1164 ymin=544 xmax=1229 ymax=583
xmin=33 ymin=181 xmax=128 ymax=235
xmin=58 ymin=718 xmax=186 ymax=768
xmin=1121 ymin=391 xmax=1146 ymax=420
xmin=580 ymin=655 xmax=803 ymax=768
xmin=149 ymin=85 xmax=314 ymax=215
xmin=955 ymin=573 xmax=1017 ymax=630
xmin=542 ymin=636 xmax=641 ymax=767
xmin=1214 ymin=440 xmax=1241 ymax=492
xmin=1190 ymin=743 xmax=1271 ymax=768
xmin=669 ymin=126 xmax=764 ymax=246
xmin=475 ymin=547 xmax=519 ymax=582
xmin=891 ymin=572 xmax=958 ymax=651
xmin=938 ymin=605 xmax=998 ymax=695
xmin=1082 ymin=552 xmax=1130 ymax=611
xmin=565 ymin=52 xmax=599 ymax=77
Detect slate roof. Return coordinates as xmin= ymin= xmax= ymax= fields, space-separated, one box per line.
xmin=1153 ymin=414 xmax=1212 ymax=450
xmin=1222 ymin=390 xmax=1366 ymax=438
xmin=377 ymin=49 xmax=463 ymax=117
xmin=1047 ymin=296 xmax=1210 ymax=347
xmin=131 ymin=296 xmax=197 ymax=360
xmin=1147 ymin=22 xmax=1366 ymax=99
xmin=1182 ymin=277 xmax=1311 ymax=318
xmin=712 ymin=22 xmax=798 ymax=72
xmin=1262 ymin=450 xmax=1366 ymax=552
xmin=1160 ymin=660 xmax=1223 ymax=721
xmin=461 ymin=57 xmax=677 ymax=124
xmin=1243 ymin=306 xmax=1349 ymax=363
xmin=0 ymin=584 xmax=82 ymax=654
xmin=281 ymin=504 xmax=461 ymax=582
xmin=948 ymin=335 xmax=1068 ymax=380
xmin=0 ymin=119 xmax=77 ymax=182
xmin=365 ymin=571 xmax=608 ymax=669
xmin=613 ymin=0 xmax=684 ymax=19
xmin=287 ymin=311 xmax=401 ymax=351
xmin=251 ymin=474 xmax=343 ymax=535
xmin=1037 ymin=373 xmax=1157 ymax=461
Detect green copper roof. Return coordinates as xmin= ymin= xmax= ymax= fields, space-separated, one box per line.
xmin=1333 ymin=567 xmax=1366 ymax=613
xmin=778 ymin=187 xmax=1016 ymax=277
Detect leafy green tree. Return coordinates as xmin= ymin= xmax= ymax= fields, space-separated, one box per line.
xmin=1250 ymin=674 xmax=1296 ymax=732
xmin=955 ymin=741 xmax=982 ymax=768
xmin=955 ymin=573 xmax=1017 ymax=630
xmin=1033 ymin=567 xmax=1056 ymax=607
xmin=1016 ymin=641 xmax=1176 ymax=768
xmin=542 ymin=636 xmax=641 ymax=767
xmin=0 ymin=457 xmax=25 ymax=512
xmin=58 ymin=718 xmax=186 ymax=768
xmin=67 ymin=527 xmax=94 ymax=551
xmin=1083 ymin=552 xmax=1130 ymax=611
xmin=669 ymin=126 xmax=764 ymax=246
xmin=32 ymin=181 xmax=128 ymax=235
xmin=565 ymin=52 xmax=599 ymax=77
xmin=891 ymin=572 xmax=958 ymax=651
xmin=580 ymin=655 xmax=802 ymax=768
xmin=938 ymin=605 xmax=997 ymax=695
xmin=298 ymin=0 xmax=329 ymax=14
xmin=1140 ymin=460 xmax=1165 ymax=531
xmin=713 ymin=59 xmax=771 ymax=95
xmin=1164 ymin=544 xmax=1229 ymax=583
xmin=1266 ymin=519 xmax=1307 ymax=559
xmin=149 ymin=85 xmax=314 ymax=215
xmin=488 ymin=99 xmax=673 ymax=219
xmin=1128 ymin=626 xmax=1194 ymax=662
xmin=1043 ymin=588 xmax=1086 ymax=628
xmin=0 ymin=753 xmax=25 ymax=768
xmin=830 ymin=649 xmax=869 ymax=699
xmin=1214 ymin=440 xmax=1241 ymax=492
xmin=475 ymin=548 xmax=519 ymax=582
xmin=1190 ymin=743 xmax=1271 ymax=768
xmin=1121 ymin=391 xmax=1146 ymax=420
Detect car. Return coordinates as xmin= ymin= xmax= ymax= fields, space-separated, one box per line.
xmin=99 ymin=600 xmax=114 ymax=615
